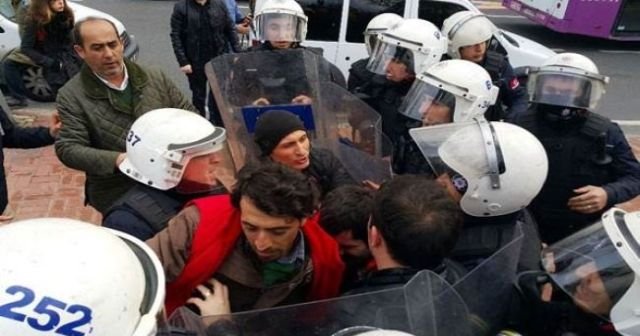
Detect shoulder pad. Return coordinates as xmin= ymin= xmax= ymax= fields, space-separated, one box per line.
xmin=122 ymin=187 xmax=182 ymax=232
xmin=580 ymin=112 xmax=611 ymax=138
xmin=484 ymin=50 xmax=507 ymax=81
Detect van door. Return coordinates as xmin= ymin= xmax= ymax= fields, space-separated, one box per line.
xmin=334 ymin=0 xmax=408 ymax=76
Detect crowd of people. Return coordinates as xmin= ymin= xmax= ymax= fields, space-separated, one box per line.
xmin=1 ymin=0 xmax=640 ymax=335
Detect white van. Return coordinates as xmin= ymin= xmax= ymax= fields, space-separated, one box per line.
xmin=254 ymin=0 xmax=555 ymax=77
xmin=0 ymin=0 xmax=139 ymax=101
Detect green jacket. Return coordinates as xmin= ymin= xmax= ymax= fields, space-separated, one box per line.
xmin=55 ymin=59 xmax=195 ymax=214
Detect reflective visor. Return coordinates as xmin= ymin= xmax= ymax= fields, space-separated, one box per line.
xmin=400 ymin=80 xmax=456 ymax=125
xmin=366 ymin=42 xmax=416 ymax=76
xmin=163 ymin=127 xmax=227 ymax=165
xmin=255 ymin=13 xmax=306 ymax=43
xmin=528 ymin=67 xmax=608 ymax=110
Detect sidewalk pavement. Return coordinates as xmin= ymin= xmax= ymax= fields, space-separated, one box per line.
xmin=3 ymin=108 xmax=640 ymax=225
xmin=4 ymin=109 xmax=101 ymax=224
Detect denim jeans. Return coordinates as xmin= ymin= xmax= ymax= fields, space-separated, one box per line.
xmin=3 ymin=60 xmax=28 ymax=101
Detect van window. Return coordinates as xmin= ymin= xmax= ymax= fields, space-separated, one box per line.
xmin=345 ymin=0 xmax=405 ymax=43
xmin=0 ymin=0 xmax=17 ymax=20
xmin=417 ymin=0 xmax=466 ymax=28
xmin=299 ymin=0 xmax=342 ymax=41
xmin=615 ymin=0 xmax=640 ymax=36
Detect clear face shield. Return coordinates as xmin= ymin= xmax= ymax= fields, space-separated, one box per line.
xmin=409 ymin=119 xmax=507 ymax=216
xmin=364 ymin=30 xmax=384 ymax=55
xmin=542 ymin=211 xmax=637 ymax=322
xmin=166 ymin=128 xmax=237 ymax=194
xmin=255 ymin=12 xmax=306 ymax=44
xmin=366 ymin=40 xmax=416 ymax=78
xmin=399 ymin=79 xmax=457 ymax=126
xmin=528 ymin=67 xmax=608 ymax=110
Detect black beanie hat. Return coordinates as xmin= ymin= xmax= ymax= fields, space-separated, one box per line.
xmin=254 ymin=110 xmax=306 ymax=156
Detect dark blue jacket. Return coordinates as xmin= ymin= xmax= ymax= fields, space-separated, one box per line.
xmin=513 ymin=108 xmax=640 ymax=242
xmin=0 ymin=108 xmax=54 ymax=213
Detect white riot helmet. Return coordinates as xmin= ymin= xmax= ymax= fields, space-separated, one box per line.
xmin=364 ymin=13 xmax=403 ymax=55
xmin=442 ymin=11 xmax=497 ymax=60
xmin=119 ymin=108 xmax=227 ymax=190
xmin=367 ymin=19 xmax=447 ymax=77
xmin=332 ymin=326 xmax=416 ymax=336
xmin=399 ymin=60 xmax=499 ymax=125
xmin=0 ymin=218 xmax=165 ymax=336
xmin=255 ymin=0 xmax=308 ymax=43
xmin=409 ymin=120 xmax=548 ymax=217
xmin=542 ymin=208 xmax=640 ymax=335
xmin=528 ymin=53 xmax=609 ymax=111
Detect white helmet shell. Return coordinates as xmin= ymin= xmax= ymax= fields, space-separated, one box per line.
xmin=367 ymin=19 xmax=447 ymax=76
xmin=255 ymin=0 xmax=308 ymax=43
xmin=0 ymin=218 xmax=165 ymax=336
xmin=364 ymin=13 xmax=403 ymax=55
xmin=400 ymin=60 xmax=499 ymax=124
xmin=528 ymin=52 xmax=609 ymax=110
xmin=442 ymin=11 xmax=497 ymax=60
xmin=410 ymin=120 xmax=548 ymax=217
xmin=119 ymin=108 xmax=227 ymax=190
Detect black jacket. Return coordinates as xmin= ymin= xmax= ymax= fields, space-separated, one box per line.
xmin=20 ymin=13 xmax=81 ymax=87
xmin=513 ymin=108 xmax=640 ymax=243
xmin=304 ymin=147 xmax=356 ymax=198
xmin=0 ymin=108 xmax=54 ymax=213
xmin=170 ymin=0 xmax=239 ymax=68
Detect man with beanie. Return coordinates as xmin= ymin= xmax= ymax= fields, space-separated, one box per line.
xmin=148 ymin=161 xmax=345 ymax=315
xmin=253 ymin=109 xmax=355 ymax=198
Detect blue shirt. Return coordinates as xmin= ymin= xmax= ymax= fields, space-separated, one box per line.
xmin=223 ymin=0 xmax=244 ymax=23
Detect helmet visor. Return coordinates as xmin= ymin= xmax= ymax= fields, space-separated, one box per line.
xmin=255 ymin=13 xmax=306 ymax=43
xmin=529 ymin=68 xmax=608 ymax=110
xmin=367 ymin=41 xmax=415 ymax=76
xmin=543 ymin=215 xmax=635 ymax=320
xmin=400 ymin=80 xmax=456 ymax=125
xmin=408 ymin=120 xmax=505 ymax=190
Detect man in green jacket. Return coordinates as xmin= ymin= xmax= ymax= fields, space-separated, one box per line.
xmin=55 ymin=17 xmax=195 ymax=214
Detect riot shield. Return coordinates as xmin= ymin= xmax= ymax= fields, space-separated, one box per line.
xmin=206 ymin=49 xmax=329 ymax=168
xmin=452 ymin=222 xmax=525 ymax=335
xmin=206 ymin=50 xmax=392 ymax=183
xmin=167 ymin=271 xmax=472 ymax=336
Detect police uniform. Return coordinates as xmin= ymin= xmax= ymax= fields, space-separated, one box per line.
xmin=513 ymin=107 xmax=640 ymax=243
xmin=479 ymin=49 xmax=528 ymax=121
xmin=347 ymin=57 xmax=374 ymax=92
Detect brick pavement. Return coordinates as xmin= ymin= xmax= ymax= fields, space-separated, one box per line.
xmin=4 ymin=110 xmax=101 ymax=224
xmin=2 ymin=108 xmax=640 ymax=225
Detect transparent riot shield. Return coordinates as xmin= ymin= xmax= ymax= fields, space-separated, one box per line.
xmin=206 ymin=50 xmax=392 ymax=184
xmin=167 ymin=271 xmax=472 ymax=336
xmin=452 ymin=222 xmax=525 ymax=335
xmin=206 ymin=49 xmax=330 ymax=168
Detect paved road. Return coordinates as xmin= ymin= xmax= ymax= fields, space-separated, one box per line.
xmin=75 ymin=0 xmax=640 ymax=121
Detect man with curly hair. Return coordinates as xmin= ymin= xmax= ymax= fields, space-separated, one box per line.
xmin=147 ymin=161 xmax=344 ymax=315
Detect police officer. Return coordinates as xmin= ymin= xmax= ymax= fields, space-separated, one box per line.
xmin=394 ymin=59 xmax=499 ymax=174
xmin=410 ymin=120 xmax=549 ymax=333
xmin=0 ymin=218 xmax=167 ymax=336
xmin=353 ymin=19 xmax=447 ymax=150
xmin=511 ymin=53 xmax=640 ymax=244
xmin=512 ymin=207 xmax=640 ymax=335
xmin=250 ymin=0 xmax=345 ymax=88
xmin=347 ymin=13 xmax=403 ymax=91
xmin=410 ymin=120 xmax=548 ymax=269
xmin=103 ymin=108 xmax=231 ymax=241
xmin=441 ymin=11 xmax=528 ymax=121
